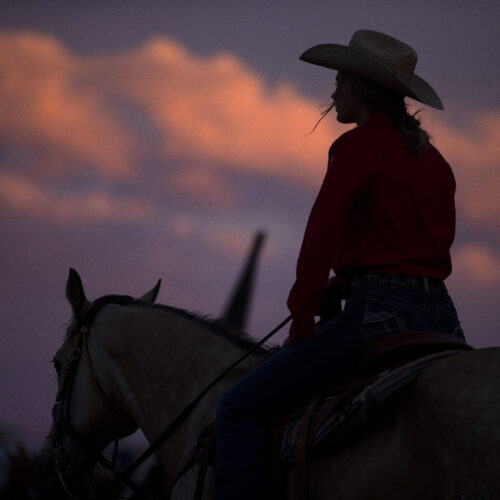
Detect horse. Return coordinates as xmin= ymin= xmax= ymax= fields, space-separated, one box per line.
xmin=37 ymin=269 xmax=500 ymax=499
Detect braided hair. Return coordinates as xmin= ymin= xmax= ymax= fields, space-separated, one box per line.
xmin=346 ymin=73 xmax=430 ymax=155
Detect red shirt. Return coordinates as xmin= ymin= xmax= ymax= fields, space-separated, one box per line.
xmin=287 ymin=113 xmax=456 ymax=343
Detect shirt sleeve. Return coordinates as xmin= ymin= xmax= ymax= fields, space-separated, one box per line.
xmin=286 ymin=133 xmax=375 ymax=343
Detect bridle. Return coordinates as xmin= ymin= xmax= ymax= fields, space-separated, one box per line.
xmin=47 ymin=295 xmax=291 ymax=500
xmin=48 ymin=323 xmax=130 ymax=498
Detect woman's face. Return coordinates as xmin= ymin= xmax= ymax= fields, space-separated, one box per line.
xmin=331 ymin=72 xmax=370 ymax=125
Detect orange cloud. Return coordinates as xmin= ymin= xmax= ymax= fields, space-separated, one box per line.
xmin=0 ymin=30 xmax=339 ymax=218
xmin=425 ymin=112 xmax=500 ymax=230
xmin=164 ymin=166 xmax=236 ymax=209
xmin=203 ymin=226 xmax=253 ymax=257
xmin=1 ymin=30 xmax=499 ymax=232
xmin=0 ymin=171 xmax=155 ymax=223
xmin=75 ymin=36 xmax=340 ymax=186
xmin=0 ymin=32 xmax=140 ymax=178
xmin=451 ymin=244 xmax=500 ymax=286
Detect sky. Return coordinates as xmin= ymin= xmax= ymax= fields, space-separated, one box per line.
xmin=1 ymin=0 xmax=499 ymax=448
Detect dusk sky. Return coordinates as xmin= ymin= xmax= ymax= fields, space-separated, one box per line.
xmin=1 ymin=1 xmax=499 ymax=448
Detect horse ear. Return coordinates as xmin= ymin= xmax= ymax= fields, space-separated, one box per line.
xmin=66 ymin=268 xmax=90 ymax=318
xmin=139 ymin=279 xmax=162 ymax=303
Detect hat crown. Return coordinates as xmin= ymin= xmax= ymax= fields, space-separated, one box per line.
xmin=349 ymin=30 xmax=418 ymax=78
xmin=299 ymin=29 xmax=443 ymax=110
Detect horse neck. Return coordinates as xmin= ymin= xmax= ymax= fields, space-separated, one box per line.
xmin=93 ymin=304 xmax=266 ymax=469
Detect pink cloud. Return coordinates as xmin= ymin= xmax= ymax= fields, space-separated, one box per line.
xmin=0 ymin=171 xmax=155 ymax=223
xmin=86 ymin=37 xmax=341 ymax=186
xmin=0 ymin=32 xmax=140 ymax=178
xmin=1 ymin=30 xmax=499 ymax=233
xmin=203 ymin=226 xmax=253 ymax=258
xmin=451 ymin=244 xmax=500 ymax=286
xmin=426 ymin=112 xmax=500 ymax=230
xmin=163 ymin=166 xmax=236 ymax=209
xmin=167 ymin=214 xmax=194 ymax=239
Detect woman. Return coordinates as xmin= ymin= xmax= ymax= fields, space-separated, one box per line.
xmin=215 ymin=30 xmax=464 ymax=500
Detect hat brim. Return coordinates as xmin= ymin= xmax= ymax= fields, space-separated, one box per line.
xmin=300 ymin=44 xmax=443 ymax=110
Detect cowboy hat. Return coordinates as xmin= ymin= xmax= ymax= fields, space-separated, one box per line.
xmin=300 ymin=30 xmax=443 ymax=110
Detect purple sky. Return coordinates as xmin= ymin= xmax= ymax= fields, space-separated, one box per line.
xmin=1 ymin=1 xmax=499 ymax=447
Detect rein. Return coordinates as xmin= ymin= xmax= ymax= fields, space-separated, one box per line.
xmin=91 ymin=312 xmax=292 ymax=500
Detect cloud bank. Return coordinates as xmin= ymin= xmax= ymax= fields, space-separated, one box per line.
xmin=1 ymin=30 xmax=499 ymax=274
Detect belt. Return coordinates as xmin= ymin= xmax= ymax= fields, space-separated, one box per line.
xmin=352 ymin=271 xmax=444 ymax=291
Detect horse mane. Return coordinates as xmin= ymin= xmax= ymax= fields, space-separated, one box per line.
xmin=148 ymin=302 xmax=277 ymax=356
xmin=72 ymin=295 xmax=276 ymax=357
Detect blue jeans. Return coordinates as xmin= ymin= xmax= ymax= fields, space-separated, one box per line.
xmin=215 ymin=277 xmax=463 ymax=500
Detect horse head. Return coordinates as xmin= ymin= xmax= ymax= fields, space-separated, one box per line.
xmin=37 ymin=268 xmax=161 ymax=499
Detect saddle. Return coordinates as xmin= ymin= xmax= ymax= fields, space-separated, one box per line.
xmin=273 ymin=330 xmax=472 ymax=498
xmin=167 ymin=330 xmax=472 ymax=500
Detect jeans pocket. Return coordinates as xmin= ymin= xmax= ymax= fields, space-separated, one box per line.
xmin=359 ymin=295 xmax=411 ymax=341
xmin=360 ymin=311 xmax=407 ymax=341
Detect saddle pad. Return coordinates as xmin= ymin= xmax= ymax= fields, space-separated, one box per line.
xmin=280 ymin=348 xmax=461 ymax=462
